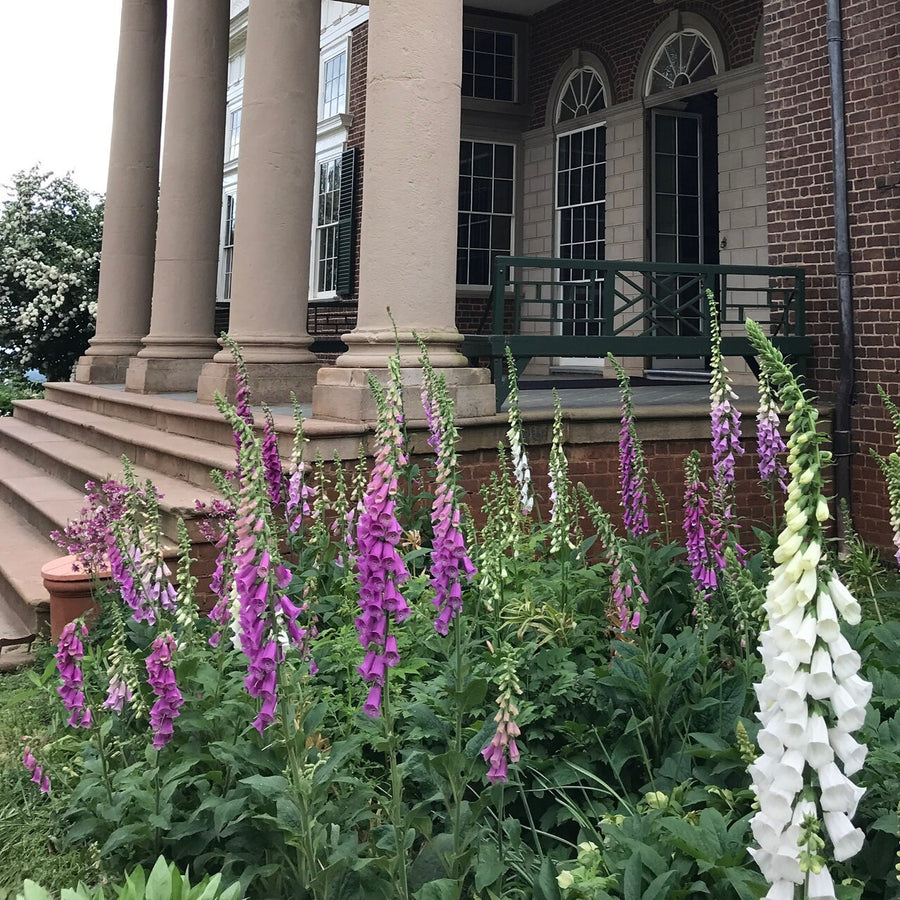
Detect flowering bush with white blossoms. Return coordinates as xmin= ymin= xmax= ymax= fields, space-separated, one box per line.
xmin=0 ymin=167 xmax=102 ymax=381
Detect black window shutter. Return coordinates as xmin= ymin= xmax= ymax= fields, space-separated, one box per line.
xmin=336 ymin=147 xmax=358 ymax=298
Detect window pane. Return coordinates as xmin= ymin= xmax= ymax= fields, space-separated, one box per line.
xmin=656 ymin=195 xmax=677 ymax=234
xmin=655 ymin=155 xmax=677 ymax=194
xmin=494 ymin=180 xmax=513 ymax=215
xmin=656 ymin=115 xmax=676 ymax=154
xmin=461 ymin=26 xmax=517 ymax=100
xmin=472 ymin=143 xmax=493 ymax=177
xmin=492 ymin=215 xmax=510 ymax=252
xmin=494 ymin=144 xmax=514 ymax=178
xmin=472 ymin=178 xmax=493 ymax=212
xmin=678 ymin=195 xmax=700 ymax=236
xmin=457 ymin=141 xmax=515 ymax=284
xmin=677 ymin=118 xmax=699 ymax=156
xmin=469 ymin=249 xmax=490 ymax=285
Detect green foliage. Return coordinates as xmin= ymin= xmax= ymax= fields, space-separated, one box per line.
xmin=0 ymin=168 xmax=103 ymax=381
xmin=4 ymin=347 xmax=900 ymax=900
xmin=0 ymin=373 xmax=43 ymax=416
xmin=15 ymin=856 xmax=240 ymax=900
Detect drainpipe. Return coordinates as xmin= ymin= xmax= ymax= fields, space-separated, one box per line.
xmin=826 ymin=0 xmax=855 ymax=542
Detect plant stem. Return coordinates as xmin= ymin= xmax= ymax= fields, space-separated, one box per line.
xmin=383 ymin=668 xmax=409 ymax=900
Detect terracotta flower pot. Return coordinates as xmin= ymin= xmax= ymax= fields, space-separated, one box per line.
xmin=42 ymin=555 xmax=112 ymax=641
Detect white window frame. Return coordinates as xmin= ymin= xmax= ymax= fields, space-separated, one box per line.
xmin=225 ymin=107 xmax=242 ymax=162
xmin=227 ymin=49 xmax=245 ymax=88
xmin=456 ymin=139 xmax=516 ymax=289
xmin=218 ymin=189 xmax=237 ymax=303
xmin=312 ymin=153 xmax=343 ymax=299
xmin=318 ymin=36 xmax=351 ymax=124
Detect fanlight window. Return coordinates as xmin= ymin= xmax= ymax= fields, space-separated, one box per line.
xmin=557 ymin=68 xmax=606 ymax=123
xmin=646 ymin=30 xmax=718 ymax=95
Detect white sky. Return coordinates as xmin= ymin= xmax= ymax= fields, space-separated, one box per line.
xmin=1 ymin=4 xmax=123 ymax=196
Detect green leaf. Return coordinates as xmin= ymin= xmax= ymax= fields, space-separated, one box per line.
xmin=622 ymin=852 xmax=643 ymax=900
xmin=532 ymin=857 xmax=561 ymax=900
xmin=460 ymin=677 xmax=488 ymax=709
xmin=238 ymin=774 xmax=290 ymax=798
xmin=428 ymin=750 xmax=467 ymax=782
xmin=213 ymin=797 xmax=248 ymax=835
xmin=474 ymin=842 xmax=503 ymax=891
xmin=145 ymin=857 xmax=174 ymax=900
xmin=412 ymin=880 xmax=460 ymax=900
xmin=659 ymin=816 xmax=723 ymax=863
xmin=22 ymin=883 xmax=52 ymax=900
xmin=276 ymin=795 xmax=305 ymax=832
xmin=641 ymin=870 xmax=679 ymax=900
xmin=871 ymin=811 xmax=900 ymax=834
xmin=100 ymin=824 xmax=149 ymax=857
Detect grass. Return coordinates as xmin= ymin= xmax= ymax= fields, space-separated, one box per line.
xmin=0 ymin=660 xmax=98 ymax=896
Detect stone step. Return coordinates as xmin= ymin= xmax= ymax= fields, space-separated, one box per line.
xmin=0 ymin=418 xmax=222 ymax=541
xmin=13 ymin=398 xmax=237 ymax=492
xmin=39 ymin=382 xmax=368 ymax=463
xmin=0 ymin=495 xmax=56 ymax=636
xmin=43 ymin=382 xmax=246 ymax=448
xmin=0 ymin=446 xmax=85 ymax=544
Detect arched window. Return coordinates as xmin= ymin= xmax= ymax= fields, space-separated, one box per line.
xmin=554 ymin=67 xmax=608 ymax=339
xmin=556 ymin=67 xmax=606 ymax=123
xmin=645 ymin=30 xmax=718 ymax=96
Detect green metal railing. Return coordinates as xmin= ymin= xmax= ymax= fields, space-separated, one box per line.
xmin=462 ymin=255 xmax=810 ymax=408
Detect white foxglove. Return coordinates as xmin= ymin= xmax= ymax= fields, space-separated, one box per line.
xmin=828 ymin=728 xmax=867 ymax=776
xmin=808 ymin=647 xmax=836 ymax=700
xmin=807 ymin=866 xmax=836 ymax=900
xmin=804 ymin=714 xmax=834 ymax=769
xmin=823 ymin=810 xmax=865 ymax=861
xmin=745 ymin=321 xmax=871 ymax=895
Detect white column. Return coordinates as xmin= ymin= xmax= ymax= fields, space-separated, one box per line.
xmin=196 ymin=0 xmax=320 ymax=404
xmin=313 ymin=0 xmax=493 ymax=422
xmin=126 ymin=0 xmax=230 ymax=393
xmin=75 ymin=0 xmax=166 ymax=384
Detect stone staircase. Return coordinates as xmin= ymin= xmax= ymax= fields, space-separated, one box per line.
xmin=0 ymin=383 xmax=241 ymax=642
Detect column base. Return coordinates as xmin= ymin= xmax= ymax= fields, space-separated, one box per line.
xmin=74 ymin=353 xmax=135 ymax=385
xmin=312 ymin=364 xmax=496 ymax=424
xmin=125 ymin=356 xmax=212 ymax=393
xmin=336 ymin=328 xmax=472 ymax=370
xmin=196 ymin=360 xmax=319 ymax=406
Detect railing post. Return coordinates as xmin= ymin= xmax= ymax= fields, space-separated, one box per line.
xmin=602 ymin=262 xmax=615 ymax=335
xmin=492 ymin=256 xmax=508 ymax=335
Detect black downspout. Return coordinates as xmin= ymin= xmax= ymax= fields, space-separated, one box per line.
xmin=826 ymin=0 xmax=855 ymax=542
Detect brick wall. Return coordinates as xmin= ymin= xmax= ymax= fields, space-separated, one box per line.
xmin=528 ymin=0 xmax=762 ymax=124
xmin=763 ymin=0 xmax=900 ymax=552
xmin=453 ymin=422 xmax=774 ymax=541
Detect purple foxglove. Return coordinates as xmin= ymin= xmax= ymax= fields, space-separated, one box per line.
xmin=609 ymin=354 xmax=649 ymax=538
xmin=145 ymin=633 xmax=183 ymax=749
xmin=56 ymin=621 xmax=92 ymax=728
xmin=683 ymin=450 xmax=716 ymax=595
xmin=482 ymin=653 xmax=522 ymax=783
xmin=421 ymin=355 xmax=476 ymax=635
xmin=354 ymin=358 xmax=411 ymax=717
xmin=708 ymin=300 xmax=745 ymax=569
xmin=261 ymin=405 xmax=284 ymax=506
xmin=756 ymin=369 xmax=788 ymax=493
